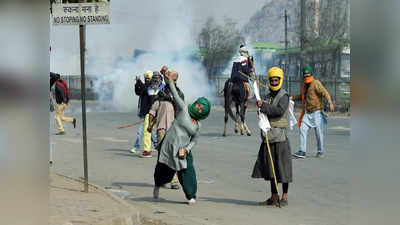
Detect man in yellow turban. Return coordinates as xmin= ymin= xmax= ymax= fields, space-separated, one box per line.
xmin=252 ymin=67 xmax=293 ymax=207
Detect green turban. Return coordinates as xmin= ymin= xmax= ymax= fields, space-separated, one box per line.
xmin=188 ymin=97 xmax=211 ymax=120
xmin=302 ymin=65 xmax=313 ymax=75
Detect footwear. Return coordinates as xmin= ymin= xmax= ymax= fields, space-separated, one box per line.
xmin=170 ymin=184 xmax=180 ymax=190
xmin=129 ymin=148 xmax=137 ymax=153
xmin=188 ymin=198 xmax=196 ymax=205
xmin=316 ymin=152 xmax=324 ymax=158
xmin=259 ymin=197 xmax=279 ymax=207
xmin=140 ymin=151 xmax=152 ymax=158
xmin=280 ymin=199 xmax=288 ymax=207
xmin=153 ymin=186 xmax=160 ymax=199
xmin=55 ymin=131 xmax=65 ymax=135
xmin=73 ymin=118 xmax=76 ymax=128
xmin=293 ymin=151 xmax=306 ymax=158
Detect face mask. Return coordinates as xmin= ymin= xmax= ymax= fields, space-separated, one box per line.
xmin=304 ymin=76 xmax=314 ymax=84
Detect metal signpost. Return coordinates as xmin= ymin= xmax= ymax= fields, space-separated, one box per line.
xmin=51 ymin=0 xmax=110 ymax=192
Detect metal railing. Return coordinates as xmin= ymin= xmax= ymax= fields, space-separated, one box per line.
xmin=210 ymin=75 xmax=350 ymax=111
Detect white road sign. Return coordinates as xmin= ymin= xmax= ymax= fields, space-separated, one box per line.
xmin=52 ymin=3 xmax=110 ymax=25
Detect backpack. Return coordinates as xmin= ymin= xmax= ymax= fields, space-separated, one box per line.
xmin=56 ymin=79 xmax=71 ymax=103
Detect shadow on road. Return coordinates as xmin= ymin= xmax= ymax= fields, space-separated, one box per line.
xmin=112 ymin=182 xmax=154 ymax=188
xmin=113 ymin=152 xmax=142 ymax=158
xmin=129 ymin=196 xmax=186 ymax=205
xmin=199 ymin=197 xmax=258 ymax=206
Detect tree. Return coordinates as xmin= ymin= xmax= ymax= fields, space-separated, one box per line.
xmin=198 ymin=17 xmax=243 ymax=79
xmin=296 ymin=0 xmax=350 ymax=78
xmin=303 ymin=0 xmax=350 ymax=50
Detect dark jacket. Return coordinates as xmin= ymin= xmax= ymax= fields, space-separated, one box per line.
xmin=231 ymin=56 xmax=253 ymax=83
xmin=135 ymin=79 xmax=157 ymax=117
xmin=260 ymin=90 xmax=289 ymax=118
xmin=156 ymin=82 xmax=185 ymax=113
xmin=54 ymin=79 xmax=69 ymax=104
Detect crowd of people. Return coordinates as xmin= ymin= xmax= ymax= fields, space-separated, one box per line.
xmin=49 ymin=46 xmax=334 ymax=207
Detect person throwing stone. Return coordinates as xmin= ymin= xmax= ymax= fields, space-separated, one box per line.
xmin=153 ymin=70 xmax=211 ymax=206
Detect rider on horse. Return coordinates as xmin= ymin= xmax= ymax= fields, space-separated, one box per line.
xmin=230 ymin=45 xmax=254 ymax=107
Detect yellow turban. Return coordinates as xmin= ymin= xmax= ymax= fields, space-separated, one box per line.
xmin=267 ymin=67 xmax=284 ymax=91
xmin=144 ymin=71 xmax=153 ymax=79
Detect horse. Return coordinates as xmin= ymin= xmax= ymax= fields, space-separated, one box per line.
xmin=223 ymin=79 xmax=251 ymax=136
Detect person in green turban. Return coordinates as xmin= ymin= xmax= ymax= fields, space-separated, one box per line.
xmin=188 ymin=97 xmax=211 ymax=121
xmin=153 ymin=69 xmax=211 ymax=206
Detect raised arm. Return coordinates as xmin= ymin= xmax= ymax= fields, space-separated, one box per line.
xmin=134 ymin=78 xmax=146 ymax=96
xmin=164 ymin=72 xmax=185 ymax=111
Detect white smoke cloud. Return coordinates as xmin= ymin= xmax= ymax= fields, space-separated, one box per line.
xmin=50 ymin=0 xmax=269 ymax=112
xmin=85 ymin=0 xmax=214 ymax=112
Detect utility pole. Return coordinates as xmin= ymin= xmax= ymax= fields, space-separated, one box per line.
xmin=300 ymin=0 xmax=306 ymax=76
xmin=284 ymin=9 xmax=289 ymax=94
xmin=313 ymin=0 xmax=320 ymax=38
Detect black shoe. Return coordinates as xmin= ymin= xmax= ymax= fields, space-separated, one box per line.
xmin=280 ymin=199 xmax=288 ymax=207
xmin=73 ymin=118 xmax=76 ymax=128
xmin=56 ymin=131 xmax=65 ymax=135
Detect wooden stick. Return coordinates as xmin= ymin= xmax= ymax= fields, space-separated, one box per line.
xmin=117 ymin=120 xmax=144 ymax=129
xmin=265 ymin=132 xmax=281 ymax=208
xmin=239 ymin=71 xmax=268 ymax=89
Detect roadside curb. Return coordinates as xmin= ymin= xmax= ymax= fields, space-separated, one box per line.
xmin=53 ymin=173 xmax=171 ymax=225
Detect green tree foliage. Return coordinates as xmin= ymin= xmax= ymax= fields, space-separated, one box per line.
xmin=198 ymin=17 xmax=243 ymax=78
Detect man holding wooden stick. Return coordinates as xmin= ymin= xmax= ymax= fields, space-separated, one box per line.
xmin=251 ymin=67 xmax=293 ymax=207
xmin=130 ymin=71 xmax=157 ymax=157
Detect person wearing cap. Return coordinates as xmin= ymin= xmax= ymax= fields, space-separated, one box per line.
xmin=153 ymin=70 xmax=211 ymax=206
xmin=252 ymin=67 xmax=292 ymax=207
xmin=230 ymin=45 xmax=254 ymax=107
xmin=292 ymin=65 xmax=335 ymax=159
xmin=132 ymin=71 xmax=157 ymax=158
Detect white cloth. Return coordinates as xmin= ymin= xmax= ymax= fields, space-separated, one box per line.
xmin=253 ymin=81 xmax=270 ymax=132
xmin=253 ymin=80 xmax=261 ymax=101
xmin=288 ymin=100 xmax=297 ymax=130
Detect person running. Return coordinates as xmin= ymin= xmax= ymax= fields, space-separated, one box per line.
xmin=52 ymin=73 xmax=76 ymax=135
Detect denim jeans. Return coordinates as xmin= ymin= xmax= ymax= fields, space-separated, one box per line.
xmin=299 ymin=110 xmax=325 ymax=153
xmin=134 ymin=115 xmax=157 ymax=149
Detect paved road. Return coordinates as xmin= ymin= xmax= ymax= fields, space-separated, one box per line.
xmin=51 ymin=102 xmax=351 ymax=225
